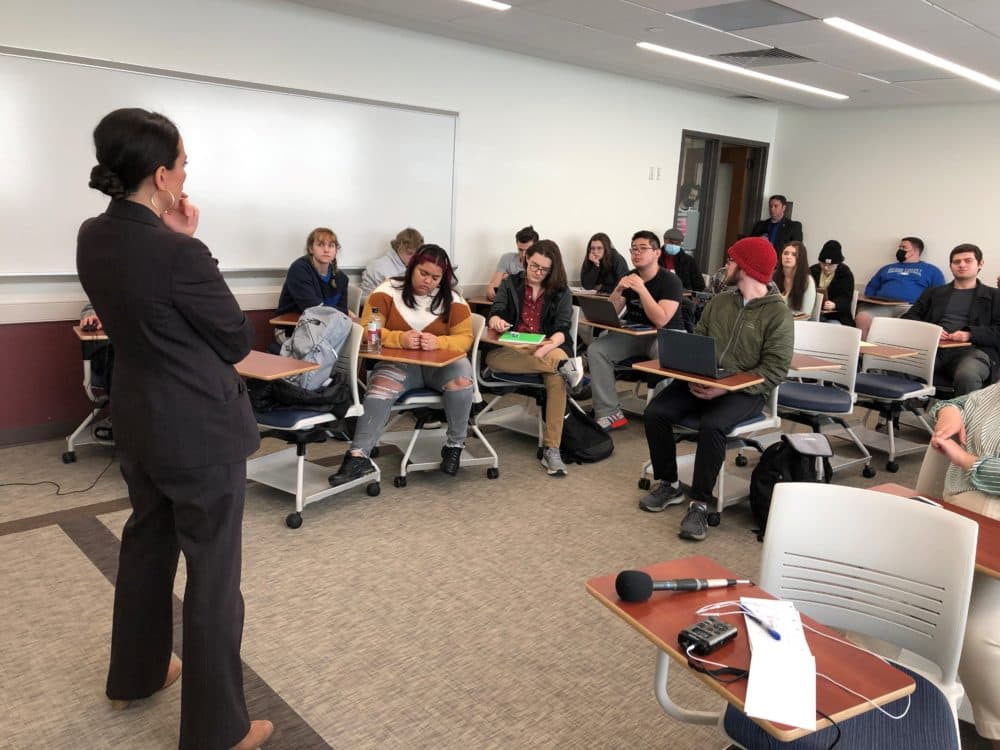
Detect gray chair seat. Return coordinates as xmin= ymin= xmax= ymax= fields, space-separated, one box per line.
xmin=855 ymin=372 xmax=926 ymax=399
xmin=778 ymin=382 xmax=853 ymax=413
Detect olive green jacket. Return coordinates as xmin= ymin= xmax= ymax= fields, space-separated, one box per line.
xmin=694 ymin=287 xmax=793 ymax=397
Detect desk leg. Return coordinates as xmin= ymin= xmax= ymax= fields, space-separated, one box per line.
xmin=654 ymin=650 xmax=721 ymax=725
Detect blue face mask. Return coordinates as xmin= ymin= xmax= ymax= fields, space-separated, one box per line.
xmin=664 ymin=244 xmax=682 ymax=256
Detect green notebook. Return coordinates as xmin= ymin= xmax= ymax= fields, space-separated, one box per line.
xmin=499 ymin=331 xmax=546 ymax=344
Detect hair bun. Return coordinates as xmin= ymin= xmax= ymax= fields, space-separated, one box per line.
xmin=89 ymin=164 xmax=128 ymax=200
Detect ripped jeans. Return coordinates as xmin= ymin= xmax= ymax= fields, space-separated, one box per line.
xmin=350 ymin=358 xmax=474 ymax=456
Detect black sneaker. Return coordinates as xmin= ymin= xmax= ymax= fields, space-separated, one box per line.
xmin=679 ymin=502 xmax=709 ymax=541
xmin=440 ymin=446 xmax=463 ymax=476
xmin=638 ymin=482 xmax=685 ymax=512
xmin=328 ymin=453 xmax=375 ymax=487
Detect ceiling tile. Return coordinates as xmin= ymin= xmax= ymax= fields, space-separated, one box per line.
xmin=672 ymin=0 xmax=815 ymax=31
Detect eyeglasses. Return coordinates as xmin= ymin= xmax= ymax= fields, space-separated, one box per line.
xmin=527 ymin=261 xmax=551 ymax=274
xmin=630 ymin=246 xmax=655 ymax=254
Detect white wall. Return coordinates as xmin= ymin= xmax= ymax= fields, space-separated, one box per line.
xmin=769 ymin=104 xmax=1000 ymax=287
xmin=1 ymin=0 xmax=778 ymax=322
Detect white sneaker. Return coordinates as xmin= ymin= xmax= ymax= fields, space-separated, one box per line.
xmin=558 ymin=356 xmax=585 ymax=389
xmin=541 ymin=446 xmax=568 ymax=477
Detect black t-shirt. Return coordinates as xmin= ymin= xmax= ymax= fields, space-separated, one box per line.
xmin=940 ymin=287 xmax=976 ymax=332
xmin=623 ymin=268 xmax=683 ymax=328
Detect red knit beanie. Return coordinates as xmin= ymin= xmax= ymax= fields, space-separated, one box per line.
xmin=728 ymin=237 xmax=777 ymax=284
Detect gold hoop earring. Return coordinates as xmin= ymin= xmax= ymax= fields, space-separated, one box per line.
xmin=150 ymin=189 xmax=176 ymax=214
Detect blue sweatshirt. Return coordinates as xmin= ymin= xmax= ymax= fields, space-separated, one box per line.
xmin=864 ymin=261 xmax=945 ymax=303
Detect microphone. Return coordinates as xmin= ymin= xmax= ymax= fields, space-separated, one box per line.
xmin=615 ymin=570 xmax=752 ymax=603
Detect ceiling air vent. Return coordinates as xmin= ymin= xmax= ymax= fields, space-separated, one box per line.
xmin=710 ymin=48 xmax=813 ymax=68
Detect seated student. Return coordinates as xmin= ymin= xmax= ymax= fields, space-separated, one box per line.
xmin=275 ymin=227 xmax=351 ymax=317
xmin=902 ymin=243 xmax=1000 ymax=396
xmin=361 ymin=227 xmax=424 ymax=297
xmin=580 ymin=232 xmax=627 ymax=294
xmin=929 ymin=388 xmax=1000 ymax=750
xmin=856 ymin=236 xmax=945 ymax=339
xmin=329 ymin=245 xmax=474 ymax=485
xmin=486 ymin=239 xmax=583 ymax=477
xmin=661 ymin=228 xmax=705 ymax=292
xmin=809 ymin=240 xmax=855 ymax=326
xmin=772 ymin=240 xmax=816 ymax=316
xmin=588 ymin=230 xmax=684 ymax=432
xmin=486 ymin=225 xmax=537 ymax=301
xmin=639 ymin=237 xmax=793 ymax=541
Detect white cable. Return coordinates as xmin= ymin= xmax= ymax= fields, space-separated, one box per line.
xmin=684 ymin=643 xmax=737 ymax=672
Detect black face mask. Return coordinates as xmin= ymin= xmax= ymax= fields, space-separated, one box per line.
xmin=896 ymin=249 xmax=908 ymax=262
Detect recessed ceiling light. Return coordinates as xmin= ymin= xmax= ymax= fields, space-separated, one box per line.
xmin=458 ymin=0 xmax=512 ymax=10
xmin=636 ymin=42 xmax=849 ymax=100
xmin=824 ymin=16 xmax=1000 ymax=93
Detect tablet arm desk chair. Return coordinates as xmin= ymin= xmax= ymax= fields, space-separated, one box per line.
xmin=375 ymin=314 xmax=500 ymax=487
xmin=854 ymin=317 xmax=941 ymax=472
xmin=722 ymin=483 xmax=976 ymax=748
xmin=778 ymin=320 xmax=874 ymax=478
xmin=638 ymin=386 xmax=781 ymax=527
xmin=63 ymin=338 xmax=115 ymax=463
xmin=248 ymin=322 xmax=378 ymax=529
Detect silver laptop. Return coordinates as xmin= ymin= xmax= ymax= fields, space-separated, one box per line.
xmin=657 ymin=330 xmax=733 ymax=379
xmin=577 ymin=295 xmax=653 ymax=331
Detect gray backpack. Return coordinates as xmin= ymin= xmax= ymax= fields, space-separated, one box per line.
xmin=279 ymin=305 xmax=353 ymax=391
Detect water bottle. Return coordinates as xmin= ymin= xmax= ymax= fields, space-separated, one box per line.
xmin=366 ymin=306 xmax=384 ymax=354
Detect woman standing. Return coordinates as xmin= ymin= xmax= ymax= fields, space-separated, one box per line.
xmin=76 ymin=109 xmax=270 ymax=750
xmin=275 ymin=227 xmax=352 ymax=317
xmin=773 ymin=240 xmax=816 ymax=316
xmin=580 ymin=232 xmax=627 ymax=294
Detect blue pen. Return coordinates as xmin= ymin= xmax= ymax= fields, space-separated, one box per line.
xmin=742 ymin=608 xmax=781 ymax=640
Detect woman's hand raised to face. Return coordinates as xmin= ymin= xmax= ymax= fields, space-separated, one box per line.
xmin=162 ymin=193 xmax=199 ymax=236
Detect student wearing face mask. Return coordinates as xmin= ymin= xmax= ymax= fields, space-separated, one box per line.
xmin=856 ymin=236 xmax=945 ymax=339
xmin=660 ymin=228 xmax=705 ymax=292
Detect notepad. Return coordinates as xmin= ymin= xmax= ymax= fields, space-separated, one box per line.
xmin=499 ymin=331 xmax=545 ymax=344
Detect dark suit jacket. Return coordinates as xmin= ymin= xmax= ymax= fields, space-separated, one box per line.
xmin=751 ymin=217 xmax=803 ymax=249
xmin=902 ymin=280 xmax=1000 ymax=379
xmin=77 ymin=200 xmax=260 ymax=469
xmin=809 ymin=262 xmax=856 ymax=326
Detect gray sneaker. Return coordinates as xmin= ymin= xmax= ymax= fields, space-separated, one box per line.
xmin=679 ymin=502 xmax=709 ymax=541
xmin=558 ymin=356 xmax=585 ymax=389
xmin=541 ymin=446 xmax=568 ymax=477
xmin=639 ymin=481 xmax=685 ymax=512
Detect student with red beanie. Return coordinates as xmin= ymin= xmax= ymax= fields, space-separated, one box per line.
xmin=638 ymin=237 xmax=794 ymax=541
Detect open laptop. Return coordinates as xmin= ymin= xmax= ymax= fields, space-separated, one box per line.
xmin=657 ymin=329 xmax=733 ymax=379
xmin=576 ymin=295 xmax=652 ymax=330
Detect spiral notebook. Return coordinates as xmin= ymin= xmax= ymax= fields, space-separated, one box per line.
xmin=498 ymin=331 xmax=545 ymax=344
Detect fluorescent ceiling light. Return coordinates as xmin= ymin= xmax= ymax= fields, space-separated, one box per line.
xmin=458 ymin=0 xmax=511 ymax=10
xmin=636 ymin=42 xmax=849 ymax=100
xmin=824 ymin=16 xmax=1000 ymax=93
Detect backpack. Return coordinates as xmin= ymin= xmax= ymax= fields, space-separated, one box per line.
xmin=279 ymin=305 xmax=353 ymax=391
xmin=560 ymin=399 xmax=614 ymax=464
xmin=748 ymin=433 xmax=833 ymax=541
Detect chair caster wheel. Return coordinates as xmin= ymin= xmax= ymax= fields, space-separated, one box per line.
xmin=62 ymin=451 xmax=76 ymax=464
xmin=536 ymin=447 xmax=544 ymax=460
xmin=638 ymin=478 xmax=651 ymax=490
xmin=286 ymin=512 xmax=303 ymax=529
xmin=707 ymin=512 xmax=721 ymax=527
xmin=735 ymin=454 xmax=748 ymax=467
xmin=370 ymin=446 xmax=380 ymax=458
xmin=366 ymin=482 xmax=380 ymax=497
xmin=486 ymin=467 xmax=499 ymax=479
xmin=862 ymin=465 xmax=876 ymax=478
xmin=886 ymin=461 xmax=899 ymax=473
xmin=393 ymin=476 xmax=407 ymax=488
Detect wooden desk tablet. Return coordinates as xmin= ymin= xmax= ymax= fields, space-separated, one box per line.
xmin=577 ymin=319 xmax=657 ymax=336
xmin=587 ymin=555 xmax=915 ymax=742
xmin=268 ymin=312 xmax=301 ymax=327
xmin=236 ymin=350 xmax=319 ymax=381
xmin=466 ymin=296 xmax=492 ymax=311
xmin=790 ymin=353 xmax=842 ymax=371
xmin=631 ymin=359 xmax=764 ymax=391
xmin=793 ymin=312 xmax=811 ymax=321
xmin=938 ymin=341 xmax=972 ymax=349
xmin=361 ymin=347 xmax=465 ymax=368
xmin=873 ymin=483 xmax=1000 ymax=579
xmin=858 ymin=341 xmax=919 ymax=359
xmin=858 ymin=295 xmax=910 ymax=306
xmin=73 ymin=325 xmax=109 ymax=341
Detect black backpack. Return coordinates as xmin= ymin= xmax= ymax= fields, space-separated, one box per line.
xmin=748 ymin=433 xmax=833 ymax=541
xmin=560 ymin=399 xmax=614 ymax=464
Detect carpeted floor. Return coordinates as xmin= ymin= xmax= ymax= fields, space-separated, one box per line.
xmin=0 ymin=397 xmax=990 ymax=749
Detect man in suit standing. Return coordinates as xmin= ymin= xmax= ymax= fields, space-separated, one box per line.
xmin=750 ymin=194 xmax=803 ymax=250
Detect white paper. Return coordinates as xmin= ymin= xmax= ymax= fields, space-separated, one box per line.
xmin=740 ymin=598 xmax=817 ymax=730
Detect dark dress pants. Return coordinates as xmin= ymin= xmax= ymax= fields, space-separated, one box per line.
xmin=644 ymin=379 xmax=765 ymax=502
xmin=108 ymin=457 xmax=250 ymax=750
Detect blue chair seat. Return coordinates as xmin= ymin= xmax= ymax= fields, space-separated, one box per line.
xmin=255 ymin=407 xmax=334 ymax=430
xmin=723 ymin=664 xmax=957 ymax=749
xmin=677 ymin=411 xmax=765 ymax=431
xmin=482 ymin=369 xmax=543 ymax=386
xmin=855 ymin=373 xmax=927 ymax=399
xmin=778 ymin=382 xmax=853 ymax=413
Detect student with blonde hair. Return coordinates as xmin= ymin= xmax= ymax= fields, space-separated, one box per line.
xmin=361 ymin=227 xmax=424 ymax=296
xmin=275 ymin=227 xmax=351 ymax=316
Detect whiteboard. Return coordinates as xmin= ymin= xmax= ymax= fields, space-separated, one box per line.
xmin=0 ymin=50 xmax=456 ymax=274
